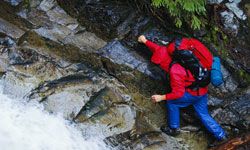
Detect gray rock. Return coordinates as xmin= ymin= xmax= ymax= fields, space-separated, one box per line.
xmin=78 ymin=104 xmax=136 ymax=138
xmin=181 ymin=125 xmax=200 ymax=132
xmin=39 ymin=0 xmax=57 ymax=12
xmin=43 ymin=86 xmax=100 ymax=120
xmin=17 ymin=8 xmax=52 ymax=28
xmin=208 ymin=96 xmax=223 ymax=107
xmin=226 ymin=0 xmax=247 ymax=20
xmin=0 ymin=45 xmax=10 ymax=75
xmin=29 ymin=0 xmax=42 ymax=8
xmin=34 ymin=24 xmax=72 ymax=43
xmin=0 ymin=37 xmax=15 ymax=47
xmin=207 ymin=0 xmax=224 ymax=4
xmin=99 ymin=40 xmax=154 ymax=77
xmin=63 ymin=31 xmax=106 ymax=51
xmin=17 ymin=9 xmax=28 ymax=19
xmin=107 ymin=131 xmax=191 ymax=150
xmin=29 ymin=74 xmax=106 ymax=119
xmin=74 ymin=87 xmax=125 ymax=121
xmin=0 ymin=18 xmax=25 ymax=39
xmin=220 ymin=10 xmax=239 ymax=36
xmin=46 ymin=6 xmax=79 ymax=30
xmin=4 ymin=0 xmax=22 ymax=6
xmin=2 ymin=71 xmax=38 ymax=98
xmin=214 ymin=94 xmax=250 ymax=129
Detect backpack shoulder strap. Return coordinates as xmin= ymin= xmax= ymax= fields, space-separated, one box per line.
xmin=169 ymin=61 xmax=177 ymax=71
xmin=175 ymin=37 xmax=182 ymax=50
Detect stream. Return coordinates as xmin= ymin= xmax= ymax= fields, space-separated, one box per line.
xmin=0 ymin=80 xmax=109 ymax=150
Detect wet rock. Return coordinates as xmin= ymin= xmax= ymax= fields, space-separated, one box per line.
xmin=220 ymin=10 xmax=239 ymax=36
xmin=34 ymin=24 xmax=72 ymax=43
xmin=208 ymin=96 xmax=223 ymax=107
xmin=0 ymin=18 xmax=25 ymax=39
xmin=208 ymin=0 xmax=224 ymax=4
xmin=78 ymin=104 xmax=136 ymax=138
xmin=8 ymin=48 xmax=39 ymax=65
xmin=0 ymin=48 xmax=9 ymax=75
xmin=74 ymin=87 xmax=125 ymax=122
xmin=99 ymin=40 xmax=163 ymax=80
xmin=4 ymin=0 xmax=22 ymax=6
xmin=225 ymin=0 xmax=247 ymax=20
xmin=17 ymin=31 xmax=103 ymax=69
xmin=2 ymin=71 xmax=39 ymax=97
xmin=213 ymin=93 xmax=250 ymax=130
xmin=58 ymin=0 xmax=144 ymax=40
xmin=0 ymin=36 xmax=13 ymax=77
xmin=17 ymin=2 xmax=106 ymax=51
xmin=46 ymin=6 xmax=78 ymax=30
xmin=181 ymin=125 xmax=200 ymax=132
xmin=39 ymin=0 xmax=57 ymax=12
xmin=29 ymin=74 xmax=106 ymax=119
xmin=17 ymin=8 xmax=53 ymax=28
xmin=1 ymin=45 xmax=82 ymax=97
xmin=29 ymin=0 xmax=42 ymax=8
xmin=0 ymin=37 xmax=15 ymax=47
xmin=63 ymin=31 xmax=106 ymax=51
xmin=0 ymin=1 xmax=33 ymax=31
xmin=123 ymin=27 xmax=172 ymax=52
xmin=106 ymin=130 xmax=192 ymax=150
xmin=106 ymin=131 xmax=164 ymax=150
xmin=79 ymin=0 xmax=133 ymax=39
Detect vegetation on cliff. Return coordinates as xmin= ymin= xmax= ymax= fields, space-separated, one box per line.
xmin=151 ymin=0 xmax=206 ymax=30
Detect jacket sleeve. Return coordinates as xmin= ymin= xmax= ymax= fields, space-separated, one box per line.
xmin=145 ymin=40 xmax=169 ymax=65
xmin=165 ymin=64 xmax=186 ymax=100
xmin=145 ymin=40 xmax=162 ymax=53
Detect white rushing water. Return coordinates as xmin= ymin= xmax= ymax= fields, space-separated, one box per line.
xmin=0 ymin=81 xmax=109 ymax=150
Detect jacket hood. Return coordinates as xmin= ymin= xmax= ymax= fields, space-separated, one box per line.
xmin=151 ymin=48 xmax=172 ymax=73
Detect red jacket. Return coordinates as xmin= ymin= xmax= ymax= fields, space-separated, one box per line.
xmin=145 ymin=39 xmax=208 ymax=100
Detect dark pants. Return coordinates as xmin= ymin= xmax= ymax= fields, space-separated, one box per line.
xmin=165 ymin=92 xmax=226 ymax=140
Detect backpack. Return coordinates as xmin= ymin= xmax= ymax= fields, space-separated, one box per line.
xmin=170 ymin=37 xmax=213 ymax=90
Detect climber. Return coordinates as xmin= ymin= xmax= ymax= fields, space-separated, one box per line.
xmin=137 ymin=35 xmax=227 ymax=141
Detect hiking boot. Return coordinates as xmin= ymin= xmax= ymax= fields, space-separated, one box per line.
xmin=208 ymin=136 xmax=228 ymax=148
xmin=160 ymin=125 xmax=180 ymax=136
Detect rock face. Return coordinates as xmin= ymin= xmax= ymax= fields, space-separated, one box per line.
xmin=213 ymin=93 xmax=250 ymax=131
xmin=0 ymin=0 xmax=249 ymax=150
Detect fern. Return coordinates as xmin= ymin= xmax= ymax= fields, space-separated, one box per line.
xmin=152 ymin=0 xmax=207 ymax=30
xmin=191 ymin=15 xmax=202 ymax=30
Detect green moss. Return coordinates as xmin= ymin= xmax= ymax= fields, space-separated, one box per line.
xmin=0 ymin=1 xmax=32 ymax=30
xmin=18 ymin=31 xmax=103 ymax=70
xmin=238 ymin=69 xmax=250 ymax=84
xmin=23 ymin=0 xmax=30 ymax=10
xmin=203 ymin=26 xmax=230 ymax=58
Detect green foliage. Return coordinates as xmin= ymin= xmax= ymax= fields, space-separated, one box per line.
xmin=151 ymin=0 xmax=207 ymax=30
xmin=23 ymin=0 xmax=30 ymax=10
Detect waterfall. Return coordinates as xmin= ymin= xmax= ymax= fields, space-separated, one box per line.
xmin=0 ymin=80 xmax=109 ymax=150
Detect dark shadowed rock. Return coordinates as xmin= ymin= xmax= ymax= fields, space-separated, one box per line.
xmin=98 ymin=40 xmax=163 ymax=80
xmin=213 ymin=93 xmax=250 ymax=130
